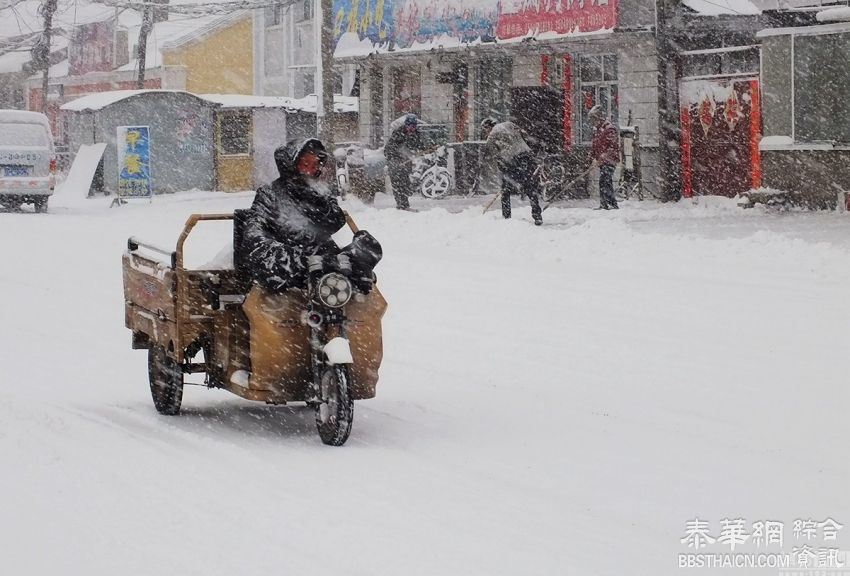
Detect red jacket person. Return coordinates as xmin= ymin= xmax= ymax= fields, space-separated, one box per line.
xmin=589 ymin=105 xmax=620 ymax=210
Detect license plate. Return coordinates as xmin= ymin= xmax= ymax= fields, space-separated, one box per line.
xmin=3 ymin=166 xmax=30 ymax=177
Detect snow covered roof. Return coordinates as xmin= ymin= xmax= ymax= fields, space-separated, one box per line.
xmin=60 ymin=90 xmax=358 ymax=114
xmin=0 ymin=45 xmax=36 ymax=74
xmin=0 ymin=34 xmax=68 ymax=74
xmin=816 ymin=6 xmax=850 ymax=21
xmin=117 ymin=12 xmax=240 ymax=72
xmin=0 ymin=0 xmax=247 ymax=76
xmin=37 ymin=58 xmax=70 ymax=79
xmin=60 ymin=89 xmax=211 ymax=111
xmin=682 ymin=0 xmax=845 ymax=16
xmin=760 ymin=0 xmax=847 ymax=9
xmin=757 ymin=16 xmax=850 ymax=35
xmin=0 ymin=0 xmax=131 ymax=74
xmin=200 ymin=94 xmax=359 ymax=114
xmin=682 ymin=0 xmax=762 ymax=16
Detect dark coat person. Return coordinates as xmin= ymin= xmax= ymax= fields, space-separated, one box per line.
xmin=384 ymin=113 xmax=423 ymax=210
xmin=242 ymin=138 xmax=347 ymax=292
xmin=242 ymin=138 xmax=383 ymax=295
xmin=480 ymin=118 xmax=543 ymax=225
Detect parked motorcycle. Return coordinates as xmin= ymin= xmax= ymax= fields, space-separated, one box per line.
xmin=333 ymin=142 xmax=387 ymax=204
xmin=411 ymin=145 xmax=453 ymax=199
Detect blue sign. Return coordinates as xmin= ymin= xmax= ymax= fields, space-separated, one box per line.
xmin=117 ymin=126 xmax=152 ymax=198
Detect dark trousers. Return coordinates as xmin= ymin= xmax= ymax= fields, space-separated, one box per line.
xmin=599 ymin=164 xmax=617 ymax=208
xmin=387 ymin=161 xmax=412 ymax=209
xmin=501 ymin=153 xmax=542 ymax=221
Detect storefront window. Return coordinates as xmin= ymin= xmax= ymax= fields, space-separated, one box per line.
xmin=220 ymin=113 xmax=252 ymax=156
xmin=722 ymin=49 xmax=758 ymax=75
xmin=681 ymin=47 xmax=759 ymax=79
xmin=579 ymin=54 xmax=618 ymax=143
xmin=794 ymin=33 xmax=850 ymax=143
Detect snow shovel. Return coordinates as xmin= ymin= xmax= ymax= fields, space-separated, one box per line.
xmin=542 ymin=166 xmax=594 ymax=212
xmin=481 ymin=189 xmax=503 ymax=214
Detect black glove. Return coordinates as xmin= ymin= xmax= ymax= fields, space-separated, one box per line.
xmin=341 ymin=230 xmax=382 ymax=276
xmin=320 ymin=253 xmax=352 ymax=274
xmin=351 ymin=271 xmax=375 ymax=295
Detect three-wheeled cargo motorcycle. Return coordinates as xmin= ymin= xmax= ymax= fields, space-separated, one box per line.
xmin=122 ymin=211 xmax=387 ymax=446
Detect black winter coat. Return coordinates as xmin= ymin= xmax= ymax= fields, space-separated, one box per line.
xmin=242 ymin=140 xmax=346 ymax=292
xmin=384 ymin=120 xmax=423 ymax=167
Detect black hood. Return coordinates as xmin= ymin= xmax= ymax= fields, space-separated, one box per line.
xmin=274 ymin=138 xmax=327 ymax=177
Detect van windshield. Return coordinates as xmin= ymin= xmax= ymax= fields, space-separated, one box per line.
xmin=0 ymin=123 xmax=49 ymax=147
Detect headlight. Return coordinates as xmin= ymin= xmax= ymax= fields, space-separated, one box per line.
xmin=316 ymin=273 xmax=352 ymax=308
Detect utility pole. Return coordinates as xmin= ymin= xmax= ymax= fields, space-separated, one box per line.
xmin=136 ymin=6 xmax=153 ymax=88
xmin=655 ymin=0 xmax=682 ymax=202
xmin=317 ymin=0 xmax=335 ymax=147
xmin=36 ymin=0 xmax=58 ymax=113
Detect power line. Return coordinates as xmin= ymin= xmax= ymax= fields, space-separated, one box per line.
xmin=9 ymin=3 xmax=36 ymax=34
xmin=97 ymin=0 xmax=303 ymax=16
xmin=0 ymin=0 xmax=298 ymax=23
xmin=0 ymin=0 xmax=29 ymax=11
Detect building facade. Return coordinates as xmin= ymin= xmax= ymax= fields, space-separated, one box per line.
xmin=62 ymin=90 xmax=217 ymax=194
xmin=332 ymin=0 xmax=663 ymax=197
xmin=161 ymin=11 xmax=253 ymax=95
xmin=26 ymin=10 xmax=252 ymax=144
xmin=253 ymin=0 xmax=357 ymax=99
xmin=758 ymin=10 xmax=850 ymax=209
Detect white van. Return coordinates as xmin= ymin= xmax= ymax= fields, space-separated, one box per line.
xmin=0 ymin=110 xmax=56 ymax=212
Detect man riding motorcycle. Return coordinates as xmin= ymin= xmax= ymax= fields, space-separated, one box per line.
xmin=242 ymin=138 xmax=381 ymax=294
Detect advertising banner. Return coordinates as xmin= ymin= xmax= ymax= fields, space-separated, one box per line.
xmin=116 ymin=126 xmax=152 ymax=199
xmin=333 ymin=0 xmax=618 ymax=52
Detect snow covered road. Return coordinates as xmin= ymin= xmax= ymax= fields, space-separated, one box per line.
xmin=1 ymin=191 xmax=848 ymax=575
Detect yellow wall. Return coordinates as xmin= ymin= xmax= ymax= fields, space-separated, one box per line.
xmin=217 ymin=156 xmax=253 ymax=191
xmin=215 ymin=111 xmax=254 ymax=192
xmin=162 ymin=17 xmax=253 ymax=94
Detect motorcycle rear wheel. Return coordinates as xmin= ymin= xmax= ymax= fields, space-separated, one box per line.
xmin=315 ymin=365 xmax=354 ymax=446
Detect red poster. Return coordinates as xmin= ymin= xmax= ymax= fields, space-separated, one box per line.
xmin=496 ymin=0 xmax=618 ymax=39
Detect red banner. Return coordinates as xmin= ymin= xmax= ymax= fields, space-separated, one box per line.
xmin=496 ymin=0 xmax=617 ymax=40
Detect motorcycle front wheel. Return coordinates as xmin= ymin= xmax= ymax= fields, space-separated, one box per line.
xmin=148 ymin=345 xmax=184 ymax=415
xmin=315 ymin=365 xmax=354 ymax=446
